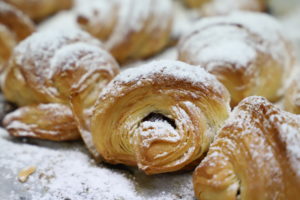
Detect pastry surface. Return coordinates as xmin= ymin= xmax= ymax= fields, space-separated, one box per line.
xmin=183 ymin=0 xmax=266 ymax=16
xmin=3 ymin=0 xmax=73 ymax=21
xmin=77 ymin=0 xmax=174 ymax=63
xmin=0 ymin=2 xmax=35 ymax=70
xmin=178 ymin=12 xmax=295 ymax=106
xmin=2 ymin=29 xmax=119 ymax=147
xmin=193 ymin=96 xmax=300 ymax=200
xmin=91 ymin=60 xmax=230 ymax=174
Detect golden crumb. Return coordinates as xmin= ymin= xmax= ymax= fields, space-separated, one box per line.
xmin=18 ymin=166 xmax=36 ymax=183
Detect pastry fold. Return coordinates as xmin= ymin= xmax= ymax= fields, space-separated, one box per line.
xmin=91 ymin=60 xmax=230 ymax=174
xmin=2 ymin=29 xmax=119 ymax=146
xmin=0 ymin=2 xmax=35 ymax=70
xmin=76 ymin=0 xmax=173 ymax=63
xmin=183 ymin=0 xmax=265 ymax=16
xmin=3 ymin=0 xmax=73 ymax=21
xmin=193 ymin=96 xmax=300 ymax=200
xmin=178 ymin=12 xmax=295 ymax=106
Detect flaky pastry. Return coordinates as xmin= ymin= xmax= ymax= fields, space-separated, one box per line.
xmin=0 ymin=2 xmax=35 ymax=71
xmin=76 ymin=0 xmax=173 ymax=63
xmin=2 ymin=29 xmax=119 ymax=145
xmin=284 ymin=69 xmax=300 ymax=114
xmin=193 ymin=96 xmax=300 ymax=200
xmin=3 ymin=0 xmax=73 ymax=21
xmin=183 ymin=0 xmax=266 ymax=16
xmin=91 ymin=60 xmax=230 ymax=174
xmin=178 ymin=12 xmax=295 ymax=106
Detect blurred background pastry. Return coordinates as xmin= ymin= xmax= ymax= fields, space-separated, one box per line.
xmin=178 ymin=12 xmax=295 ymax=106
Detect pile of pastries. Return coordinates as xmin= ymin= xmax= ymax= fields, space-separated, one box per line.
xmin=1 ymin=0 xmax=300 ymax=199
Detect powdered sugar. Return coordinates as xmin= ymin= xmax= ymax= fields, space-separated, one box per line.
xmin=138 ymin=120 xmax=180 ymax=149
xmin=101 ymin=60 xmax=227 ymax=99
xmin=179 ymin=11 xmax=293 ymax=72
xmin=278 ymin=123 xmax=300 ymax=176
xmin=225 ymin=96 xmax=300 ymax=177
xmin=0 ymin=129 xmax=194 ymax=199
xmin=15 ymin=29 xmax=101 ymax=80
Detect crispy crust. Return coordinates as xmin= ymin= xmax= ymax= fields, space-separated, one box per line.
xmin=0 ymin=2 xmax=35 ymax=70
xmin=193 ymin=96 xmax=300 ymax=200
xmin=76 ymin=0 xmax=173 ymax=64
xmin=3 ymin=0 xmax=73 ymax=21
xmin=178 ymin=12 xmax=295 ymax=106
xmin=91 ymin=60 xmax=230 ymax=174
xmin=2 ymin=30 xmax=119 ymax=146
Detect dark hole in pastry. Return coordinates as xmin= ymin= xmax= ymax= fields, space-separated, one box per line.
xmin=142 ymin=112 xmax=176 ymax=129
xmin=236 ymin=186 xmax=241 ymax=199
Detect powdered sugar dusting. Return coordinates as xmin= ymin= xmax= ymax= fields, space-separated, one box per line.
xmin=179 ymin=11 xmax=293 ymax=72
xmin=226 ymin=96 xmax=300 ymax=177
xmin=0 ymin=129 xmax=194 ymax=199
xmin=14 ymin=29 xmax=101 ymax=80
xmin=101 ymin=60 xmax=227 ymax=99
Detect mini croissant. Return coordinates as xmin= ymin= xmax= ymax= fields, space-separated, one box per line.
xmin=178 ymin=12 xmax=295 ymax=106
xmin=0 ymin=2 xmax=35 ymax=70
xmin=76 ymin=0 xmax=173 ymax=63
xmin=3 ymin=0 xmax=73 ymax=21
xmin=183 ymin=0 xmax=266 ymax=16
xmin=2 ymin=29 xmax=119 ymax=146
xmin=193 ymin=96 xmax=300 ymax=200
xmin=91 ymin=60 xmax=230 ymax=174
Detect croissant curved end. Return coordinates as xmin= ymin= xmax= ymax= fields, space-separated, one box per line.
xmin=193 ymin=96 xmax=300 ymax=200
xmin=91 ymin=60 xmax=230 ymax=174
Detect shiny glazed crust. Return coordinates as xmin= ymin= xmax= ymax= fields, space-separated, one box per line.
xmin=91 ymin=60 xmax=230 ymax=174
xmin=2 ymin=29 xmax=119 ymax=144
xmin=76 ymin=0 xmax=173 ymax=63
xmin=178 ymin=12 xmax=295 ymax=106
xmin=3 ymin=0 xmax=73 ymax=21
xmin=193 ymin=96 xmax=300 ymax=200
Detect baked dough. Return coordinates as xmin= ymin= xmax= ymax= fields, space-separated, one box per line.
xmin=2 ymin=29 xmax=119 ymax=144
xmin=0 ymin=2 xmax=35 ymax=71
xmin=184 ymin=0 xmax=266 ymax=16
xmin=3 ymin=0 xmax=73 ymax=21
xmin=284 ymin=69 xmax=300 ymax=114
xmin=193 ymin=96 xmax=300 ymax=200
xmin=91 ymin=60 xmax=230 ymax=174
xmin=76 ymin=0 xmax=173 ymax=63
xmin=178 ymin=12 xmax=295 ymax=106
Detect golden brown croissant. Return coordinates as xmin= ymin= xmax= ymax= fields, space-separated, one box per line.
xmin=193 ymin=96 xmax=300 ymax=200
xmin=3 ymin=0 xmax=73 ymax=21
xmin=76 ymin=0 xmax=173 ymax=63
xmin=284 ymin=70 xmax=300 ymax=114
xmin=183 ymin=0 xmax=266 ymax=16
xmin=178 ymin=12 xmax=295 ymax=106
xmin=2 ymin=29 xmax=119 ymax=144
xmin=0 ymin=2 xmax=35 ymax=70
xmin=91 ymin=60 xmax=230 ymax=174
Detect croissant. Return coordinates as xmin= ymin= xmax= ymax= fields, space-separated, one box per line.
xmin=183 ymin=0 xmax=266 ymax=16
xmin=0 ymin=2 xmax=35 ymax=70
xmin=178 ymin=12 xmax=295 ymax=106
xmin=3 ymin=0 xmax=73 ymax=21
xmin=76 ymin=0 xmax=173 ymax=64
xmin=91 ymin=60 xmax=230 ymax=174
xmin=284 ymin=70 xmax=300 ymax=114
xmin=2 ymin=29 xmax=119 ymax=146
xmin=193 ymin=96 xmax=300 ymax=200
